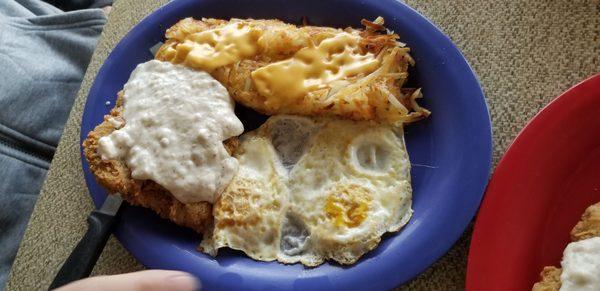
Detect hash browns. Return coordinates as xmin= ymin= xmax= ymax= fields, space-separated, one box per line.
xmin=156 ymin=17 xmax=430 ymax=124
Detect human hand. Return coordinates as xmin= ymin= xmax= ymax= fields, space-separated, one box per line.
xmin=54 ymin=270 xmax=200 ymax=291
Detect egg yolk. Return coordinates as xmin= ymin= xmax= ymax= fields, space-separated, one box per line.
xmin=325 ymin=184 xmax=371 ymax=228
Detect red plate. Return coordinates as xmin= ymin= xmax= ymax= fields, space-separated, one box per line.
xmin=466 ymin=74 xmax=600 ymax=291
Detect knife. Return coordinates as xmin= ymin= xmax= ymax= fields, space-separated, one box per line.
xmin=49 ymin=193 xmax=124 ymax=290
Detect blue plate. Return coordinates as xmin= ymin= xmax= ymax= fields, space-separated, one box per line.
xmin=80 ymin=0 xmax=492 ymax=289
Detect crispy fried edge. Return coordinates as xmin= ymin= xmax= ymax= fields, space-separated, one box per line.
xmin=82 ymin=91 xmax=239 ymax=234
xmin=532 ymin=202 xmax=600 ymax=290
xmin=532 ymin=266 xmax=562 ymax=291
xmin=570 ymin=202 xmax=600 ymax=241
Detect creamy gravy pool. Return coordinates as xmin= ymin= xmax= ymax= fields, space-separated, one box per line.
xmin=98 ymin=60 xmax=243 ymax=203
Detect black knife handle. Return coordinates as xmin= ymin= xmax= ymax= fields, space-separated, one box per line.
xmin=49 ymin=211 xmax=117 ymax=290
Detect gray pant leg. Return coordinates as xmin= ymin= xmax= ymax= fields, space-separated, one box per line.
xmin=0 ymin=1 xmax=106 ymax=288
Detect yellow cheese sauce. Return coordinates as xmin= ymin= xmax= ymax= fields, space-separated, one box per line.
xmin=251 ymin=33 xmax=380 ymax=108
xmin=161 ymin=21 xmax=261 ymax=72
xmin=159 ymin=22 xmax=380 ymax=107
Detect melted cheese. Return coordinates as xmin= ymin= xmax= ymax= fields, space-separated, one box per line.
xmin=165 ymin=21 xmax=261 ymax=72
xmin=251 ymin=33 xmax=380 ymax=108
xmin=161 ymin=22 xmax=381 ymax=109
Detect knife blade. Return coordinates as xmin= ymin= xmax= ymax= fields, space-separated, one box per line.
xmin=49 ymin=194 xmax=124 ymax=290
xmin=97 ymin=193 xmax=123 ymax=216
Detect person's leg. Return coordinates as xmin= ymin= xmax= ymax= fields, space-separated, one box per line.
xmin=42 ymin=0 xmax=112 ymax=11
xmin=0 ymin=155 xmax=48 ymax=288
xmin=1 ymin=0 xmax=61 ymax=16
xmin=0 ymin=1 xmax=109 ymax=288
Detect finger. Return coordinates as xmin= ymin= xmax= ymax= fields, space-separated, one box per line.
xmin=54 ymin=270 xmax=200 ymax=291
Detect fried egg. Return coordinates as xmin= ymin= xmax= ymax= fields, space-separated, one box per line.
xmin=201 ymin=115 xmax=413 ymax=266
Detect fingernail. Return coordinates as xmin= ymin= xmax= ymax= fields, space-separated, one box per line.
xmin=166 ymin=273 xmax=201 ymax=291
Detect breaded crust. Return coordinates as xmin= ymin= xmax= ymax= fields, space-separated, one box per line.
xmin=532 ymin=202 xmax=600 ymax=290
xmin=532 ymin=267 xmax=562 ymax=291
xmin=570 ymin=202 xmax=600 ymax=241
xmin=82 ymin=92 xmax=239 ymax=234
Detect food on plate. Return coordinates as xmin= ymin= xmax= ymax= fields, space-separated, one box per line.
xmin=84 ymin=17 xmax=427 ymax=266
xmin=534 ymin=267 xmax=562 ymax=291
xmin=200 ymin=115 xmax=413 ymax=266
xmin=156 ymin=17 xmax=429 ymax=124
xmin=571 ymin=202 xmax=600 ymax=241
xmin=532 ymin=202 xmax=600 ymax=291
xmin=96 ymin=60 xmax=243 ymax=204
xmin=83 ymin=60 xmax=243 ymax=232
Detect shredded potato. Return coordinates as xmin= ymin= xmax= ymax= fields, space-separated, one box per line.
xmin=156 ymin=17 xmax=429 ymax=124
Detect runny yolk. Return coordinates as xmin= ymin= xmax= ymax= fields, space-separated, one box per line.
xmin=325 ymin=184 xmax=371 ymax=228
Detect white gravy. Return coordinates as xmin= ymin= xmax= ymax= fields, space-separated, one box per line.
xmin=560 ymin=236 xmax=600 ymax=291
xmin=98 ymin=60 xmax=243 ymax=203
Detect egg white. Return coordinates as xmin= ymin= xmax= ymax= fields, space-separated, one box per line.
xmin=201 ymin=115 xmax=413 ymax=266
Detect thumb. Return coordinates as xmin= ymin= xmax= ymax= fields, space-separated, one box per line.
xmin=54 ymin=270 xmax=200 ymax=291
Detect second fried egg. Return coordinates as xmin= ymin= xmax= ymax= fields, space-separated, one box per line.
xmin=201 ymin=115 xmax=413 ymax=266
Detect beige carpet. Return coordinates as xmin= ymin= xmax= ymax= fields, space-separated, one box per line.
xmin=6 ymin=0 xmax=600 ymax=290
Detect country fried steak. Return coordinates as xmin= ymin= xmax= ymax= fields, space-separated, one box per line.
xmin=532 ymin=202 xmax=600 ymax=291
xmin=82 ymin=92 xmax=238 ymax=233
